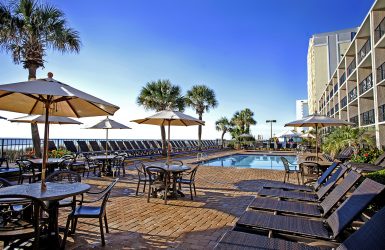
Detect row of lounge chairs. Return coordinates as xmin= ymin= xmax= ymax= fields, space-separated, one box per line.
xmin=215 ymin=161 xmax=385 ymax=249
xmin=54 ymin=139 xmax=221 ymax=157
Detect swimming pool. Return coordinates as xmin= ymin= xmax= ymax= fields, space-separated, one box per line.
xmin=201 ymin=154 xmax=297 ymax=170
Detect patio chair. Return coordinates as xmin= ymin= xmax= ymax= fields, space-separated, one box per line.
xmin=64 ymin=140 xmax=78 ymax=154
xmin=77 ymin=141 xmax=92 ymax=155
xmin=61 ymin=178 xmax=119 ymax=248
xmin=235 ymin=178 xmax=385 ymax=240
xmin=176 ymin=165 xmax=199 ymax=200
xmin=216 ymin=204 xmax=385 ymax=250
xmin=89 ymin=140 xmax=103 ymax=154
xmin=258 ymin=165 xmax=348 ymax=202
xmin=16 ymin=159 xmax=41 ymax=184
xmin=348 ymin=151 xmax=385 ymax=173
xmin=48 ymin=140 xmax=57 ymax=151
xmin=134 ymin=161 xmax=150 ymax=195
xmin=146 ymin=166 xmax=170 ymax=205
xmin=111 ymin=155 xmax=125 ymax=176
xmin=336 ymin=146 xmax=354 ymax=162
xmin=262 ymin=161 xmax=339 ymax=192
xmin=249 ymin=170 xmax=361 ymax=217
xmin=84 ymin=155 xmax=102 ymax=177
xmin=281 ymin=156 xmax=301 ymax=184
xmin=0 ymin=194 xmax=47 ymax=250
xmin=0 ymin=177 xmax=12 ymax=187
xmin=57 ymin=154 xmax=75 ymax=171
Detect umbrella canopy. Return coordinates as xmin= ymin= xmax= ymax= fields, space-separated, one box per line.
xmin=238 ymin=133 xmax=253 ymax=138
xmin=285 ymin=113 xmax=353 ymax=161
xmin=86 ymin=117 xmax=131 ymax=155
xmin=0 ymin=75 xmax=119 ymax=189
xmin=131 ymin=110 xmax=204 ymax=162
xmin=300 ymin=132 xmax=316 ymax=139
xmin=275 ymin=130 xmax=301 ymax=138
xmin=9 ymin=115 xmax=82 ymax=125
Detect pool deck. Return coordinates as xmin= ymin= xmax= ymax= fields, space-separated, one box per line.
xmin=55 ymin=150 xmax=296 ymax=249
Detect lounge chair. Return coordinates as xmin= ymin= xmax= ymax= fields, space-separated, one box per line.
xmin=216 ymin=204 xmax=385 ymax=250
xmin=249 ymin=170 xmax=361 ymax=217
xmin=235 ymin=178 xmax=385 ymax=240
xmin=258 ymin=165 xmax=348 ymax=202
xmin=109 ymin=140 xmax=121 ymax=153
xmin=136 ymin=141 xmax=152 ymax=155
xmin=262 ymin=162 xmax=339 ymax=192
xmin=149 ymin=141 xmax=162 ymax=154
xmin=116 ymin=141 xmax=129 ymax=153
xmin=129 ymin=141 xmax=145 ymax=155
xmin=89 ymin=141 xmax=103 ymax=154
xmin=123 ymin=141 xmax=138 ymax=156
xmin=77 ymin=141 xmax=92 ymax=155
xmin=348 ymin=151 xmax=385 ymax=173
xmin=48 ymin=140 xmax=57 ymax=151
xmin=100 ymin=141 xmax=108 ymax=152
xmin=64 ymin=140 xmax=78 ymax=154
xmin=336 ymin=146 xmax=354 ymax=162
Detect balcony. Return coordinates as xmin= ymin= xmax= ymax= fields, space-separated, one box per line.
xmin=347 ymin=59 xmax=356 ymax=76
xmin=334 ymin=83 xmax=339 ymax=93
xmin=341 ymin=96 xmax=347 ymax=108
xmin=350 ymin=115 xmax=359 ymax=127
xmin=375 ymin=17 xmax=385 ymax=43
xmin=359 ymin=73 xmax=373 ymax=94
xmin=358 ymin=39 xmax=371 ymax=64
xmin=335 ymin=103 xmax=339 ymax=113
xmin=379 ymin=104 xmax=385 ymax=122
xmin=377 ymin=61 xmax=385 ymax=83
xmin=361 ymin=109 xmax=375 ymax=125
xmin=348 ymin=87 xmax=358 ymax=102
xmin=339 ymin=72 xmax=346 ymax=86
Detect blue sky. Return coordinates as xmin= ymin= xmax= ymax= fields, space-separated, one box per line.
xmin=0 ymin=0 xmax=374 ymax=140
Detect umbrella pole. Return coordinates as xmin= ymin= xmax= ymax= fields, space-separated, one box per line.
xmin=315 ymin=126 xmax=318 ymax=163
xmin=41 ymin=102 xmax=50 ymax=191
xmin=106 ymin=129 xmax=109 ymax=157
xmin=167 ymin=120 xmax=171 ymax=163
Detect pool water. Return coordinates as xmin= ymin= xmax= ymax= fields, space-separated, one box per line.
xmin=202 ymin=154 xmax=297 ymax=170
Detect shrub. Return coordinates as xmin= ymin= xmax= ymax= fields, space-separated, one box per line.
xmin=49 ymin=149 xmax=72 ymax=158
xmin=350 ymin=148 xmax=383 ymax=164
xmin=366 ymin=169 xmax=385 ymax=213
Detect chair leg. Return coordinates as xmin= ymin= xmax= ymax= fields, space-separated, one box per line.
xmin=71 ymin=218 xmax=78 ymax=234
xmin=283 ymin=173 xmax=286 ymax=183
xmin=190 ymin=184 xmax=193 ymax=200
xmin=61 ymin=216 xmax=72 ymax=250
xmin=99 ymin=217 xmax=105 ymax=246
xmin=296 ymin=172 xmax=300 ymax=185
xmin=147 ymin=185 xmax=151 ymax=203
xmin=136 ymin=181 xmax=140 ymax=196
xmin=193 ymin=183 xmax=197 ymax=196
xmin=104 ymin=214 xmax=109 ymax=233
xmin=143 ymin=181 xmax=146 ymax=193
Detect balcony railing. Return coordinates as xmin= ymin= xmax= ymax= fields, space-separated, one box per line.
xmin=358 ymin=39 xmax=371 ymax=64
xmin=379 ymin=104 xmax=385 ymax=122
xmin=335 ymin=103 xmax=339 ymax=113
xmin=375 ymin=17 xmax=385 ymax=43
xmin=341 ymin=96 xmax=347 ymax=108
xmin=350 ymin=115 xmax=359 ymax=127
xmin=334 ymin=83 xmax=339 ymax=93
xmin=359 ymin=73 xmax=373 ymax=95
xmin=339 ymin=72 xmax=346 ymax=86
xmin=361 ymin=109 xmax=375 ymax=125
xmin=347 ymin=59 xmax=356 ymax=76
xmin=348 ymin=87 xmax=358 ymax=102
xmin=377 ymin=61 xmax=385 ymax=83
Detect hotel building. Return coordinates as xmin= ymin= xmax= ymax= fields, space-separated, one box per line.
xmin=316 ymin=0 xmax=385 ymax=149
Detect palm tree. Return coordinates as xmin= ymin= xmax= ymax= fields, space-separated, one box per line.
xmin=0 ymin=0 xmax=81 ymax=156
xmin=186 ymin=85 xmax=218 ymax=150
xmin=137 ymin=79 xmax=185 ymax=155
xmin=215 ymin=117 xmax=231 ymax=148
xmin=230 ymin=108 xmax=256 ymax=137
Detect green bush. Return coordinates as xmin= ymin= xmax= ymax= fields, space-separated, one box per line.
xmin=351 ymin=148 xmax=383 ymax=164
xmin=48 ymin=149 xmax=72 ymax=158
xmin=366 ymin=169 xmax=385 ymax=212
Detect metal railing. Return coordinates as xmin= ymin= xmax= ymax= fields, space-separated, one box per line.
xmin=358 ymin=38 xmax=371 ymax=64
xmin=350 ymin=115 xmax=359 ymax=127
xmin=348 ymin=87 xmax=358 ymax=102
xmin=379 ymin=104 xmax=385 ymax=122
xmin=341 ymin=96 xmax=347 ymax=108
xmin=375 ymin=17 xmax=385 ymax=43
xmin=347 ymin=59 xmax=356 ymax=76
xmin=377 ymin=61 xmax=385 ymax=83
xmin=359 ymin=73 xmax=373 ymax=95
xmin=361 ymin=109 xmax=375 ymax=125
xmin=339 ymin=72 xmax=346 ymax=86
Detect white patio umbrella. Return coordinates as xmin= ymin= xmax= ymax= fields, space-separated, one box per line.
xmin=86 ymin=117 xmax=131 ymax=155
xmin=131 ymin=110 xmax=204 ymax=162
xmin=275 ymin=130 xmax=301 ymax=138
xmin=285 ymin=113 xmax=354 ymax=161
xmin=9 ymin=115 xmax=82 ymax=125
xmin=0 ymin=74 xmax=119 ymax=189
xmin=300 ymin=132 xmax=316 ymax=139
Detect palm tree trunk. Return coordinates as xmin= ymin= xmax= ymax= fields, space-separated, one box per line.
xmin=28 ymin=65 xmax=42 ymax=157
xmin=221 ymin=131 xmax=225 ymax=149
xmin=160 ymin=125 xmax=167 ymax=156
xmin=198 ymin=113 xmax=202 ymax=151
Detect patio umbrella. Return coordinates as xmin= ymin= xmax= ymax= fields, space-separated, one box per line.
xmin=275 ymin=130 xmax=301 ymax=138
xmin=9 ymin=115 xmax=82 ymax=125
xmin=0 ymin=74 xmax=119 ymax=189
xmin=86 ymin=117 xmax=131 ymax=155
xmin=285 ymin=113 xmax=354 ymax=160
xmin=300 ymin=132 xmax=316 ymax=139
xmin=131 ymin=110 xmax=204 ymax=162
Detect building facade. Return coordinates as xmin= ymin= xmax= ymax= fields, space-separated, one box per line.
xmin=307 ymin=28 xmax=358 ymax=114
xmin=296 ymin=99 xmax=309 ymax=120
xmin=317 ymin=0 xmax=385 ymax=149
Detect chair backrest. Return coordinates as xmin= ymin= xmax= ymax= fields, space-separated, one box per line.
xmin=280 ymin=157 xmax=291 ymax=172
xmin=117 ymin=141 xmax=127 ymax=151
xmin=64 ymin=141 xmax=78 ymax=153
xmin=48 ymin=140 xmax=57 ymax=151
xmin=305 ymin=155 xmax=322 ymax=161
xmin=100 ymin=141 xmax=108 ymax=151
xmin=146 ymin=166 xmax=168 ymax=183
xmin=337 ymin=205 xmax=385 ymax=250
xmin=46 ymin=170 xmax=81 ymax=183
xmin=322 ymin=153 xmax=334 ymax=162
xmin=337 ymin=147 xmax=354 ymax=160
xmin=124 ymin=141 xmax=134 ymax=150
xmin=111 ymin=155 xmax=124 ymax=167
xmin=0 ymin=177 xmax=12 ymax=187
xmin=326 ymin=178 xmax=385 ymax=238
xmin=109 ymin=141 xmax=120 ymax=151
xmin=0 ymin=194 xmax=46 ymax=236
xmin=77 ymin=141 xmax=90 ymax=153
xmin=142 ymin=141 xmax=151 ymax=149
xmin=89 ymin=141 xmax=102 ymax=152
xmin=313 ymin=162 xmax=339 ymax=190
xmin=0 ymin=157 xmax=9 ymax=169
xmin=190 ymin=165 xmax=199 ymax=181
xmin=58 ymin=155 xmax=75 ymax=170
xmin=130 ymin=141 xmax=140 ymax=150
xmin=316 ymin=165 xmax=348 ymax=199
xmin=16 ymin=159 xmax=36 ymax=175
xmin=134 ymin=161 xmax=146 ymax=176
xmin=149 ymin=141 xmax=160 ymax=149
xmin=320 ymin=170 xmax=361 ymax=215
xmin=373 ymin=151 xmax=385 ymax=166
xmin=99 ymin=178 xmax=119 ymax=216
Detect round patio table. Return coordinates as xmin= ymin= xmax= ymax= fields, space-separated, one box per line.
xmin=145 ymin=162 xmax=191 ymax=198
xmin=0 ymin=182 xmax=90 ymax=248
xmin=29 ymin=158 xmax=63 ymax=173
xmin=89 ymin=155 xmax=117 ymax=176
